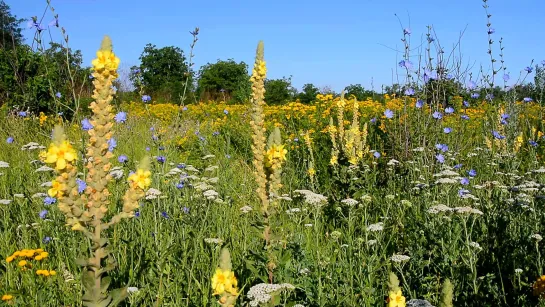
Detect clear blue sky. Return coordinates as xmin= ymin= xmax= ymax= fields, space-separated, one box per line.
xmin=11 ymin=0 xmax=545 ymax=92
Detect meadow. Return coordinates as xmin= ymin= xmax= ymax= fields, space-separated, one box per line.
xmin=2 ymin=2 xmax=545 ymax=307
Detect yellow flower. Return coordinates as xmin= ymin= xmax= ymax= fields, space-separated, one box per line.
xmin=39 ymin=112 xmax=48 ymax=126
xmin=308 ymin=168 xmax=316 ymax=177
xmin=39 ymin=252 xmax=48 ymax=259
xmin=388 ymin=290 xmax=406 ymax=307
xmin=1 ymin=294 xmax=13 ymax=301
xmin=49 ymin=270 xmax=56 ymax=276
xmin=44 ymin=140 xmax=77 ymax=170
xmin=128 ymin=169 xmax=152 ymax=190
xmin=533 ymin=275 xmax=545 ymax=297
xmin=48 ymin=180 xmax=65 ymax=198
xmin=18 ymin=260 xmax=27 ymax=267
xmin=211 ymin=268 xmax=238 ymax=296
xmin=91 ymin=50 xmax=120 ymax=77
xmin=330 ymin=155 xmax=338 ymax=166
xmin=6 ymin=256 xmax=14 ymax=263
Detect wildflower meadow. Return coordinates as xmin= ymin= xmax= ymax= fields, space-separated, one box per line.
xmin=2 ymin=0 xmax=545 ymax=306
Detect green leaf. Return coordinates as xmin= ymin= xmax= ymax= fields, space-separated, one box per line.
xmin=109 ymin=287 xmax=129 ymax=306
xmin=100 ymin=276 xmax=111 ymax=293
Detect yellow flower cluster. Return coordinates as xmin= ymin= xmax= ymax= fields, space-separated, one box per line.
xmin=42 ymin=140 xmax=77 ymax=170
xmin=128 ymin=169 xmax=152 ymax=190
xmin=265 ymin=144 xmax=287 ymax=168
xmin=91 ymin=50 xmax=120 ymax=78
xmin=6 ymin=249 xmax=48 ymax=263
xmin=39 ymin=112 xmax=48 ymax=126
xmin=1 ymin=294 xmax=13 ymax=301
xmin=36 ymin=269 xmax=57 ymax=276
xmin=533 ymin=275 xmax=545 ymax=297
xmin=387 ymin=289 xmax=406 ymax=307
xmin=211 ymin=268 xmax=238 ymax=296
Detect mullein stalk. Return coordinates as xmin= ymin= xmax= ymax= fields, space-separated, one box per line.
xmin=42 ymin=36 xmax=151 ymax=307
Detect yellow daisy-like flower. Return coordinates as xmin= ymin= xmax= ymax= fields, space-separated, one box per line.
xmin=44 ymin=141 xmax=77 ymax=170
xmin=5 ymin=256 xmax=14 ymax=263
xmin=128 ymin=169 xmax=152 ymax=190
xmin=17 ymin=260 xmax=27 ymax=267
xmin=48 ymin=180 xmax=65 ymax=198
xmin=1 ymin=294 xmax=13 ymax=301
xmin=308 ymin=168 xmax=316 ymax=177
xmin=387 ymin=289 xmax=406 ymax=307
xmin=211 ymin=268 xmax=238 ymax=296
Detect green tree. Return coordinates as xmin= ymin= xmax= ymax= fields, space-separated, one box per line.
xmin=297 ymin=83 xmax=319 ymax=104
xmin=264 ymin=76 xmax=294 ymax=105
xmin=344 ymin=84 xmax=374 ymax=101
xmin=196 ymin=59 xmax=251 ymax=103
xmin=0 ymin=1 xmax=24 ymax=48
xmin=137 ymin=43 xmax=191 ymax=102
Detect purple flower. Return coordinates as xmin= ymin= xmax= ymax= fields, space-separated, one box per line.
xmin=118 ymin=155 xmax=128 ymax=163
xmin=501 ymin=113 xmax=510 ymax=120
xmin=182 ymin=207 xmax=190 ymax=214
xmin=454 ymin=163 xmax=463 ymax=169
xmin=503 ymin=74 xmax=510 ymax=82
xmin=492 ymin=130 xmax=505 ymax=140
xmin=145 ymin=147 xmax=150 ymax=151
xmin=468 ymin=169 xmax=477 ymax=177
xmin=76 ymin=178 xmax=86 ymax=194
xmin=458 ymin=188 xmax=470 ymax=197
xmin=404 ymin=88 xmax=415 ymax=96
xmin=28 ymin=20 xmax=46 ymax=32
xmin=213 ymin=131 xmax=220 ymax=136
xmin=467 ymin=80 xmax=477 ymax=90
xmin=373 ymin=151 xmax=381 ymax=158
xmin=223 ymin=109 xmax=229 ymax=115
xmin=161 ymin=211 xmax=169 ymax=219
xmin=158 ymin=146 xmax=165 ymax=151
xmin=486 ymin=93 xmax=494 ymax=100
xmin=39 ymin=209 xmax=48 ymax=219
xmin=44 ymin=197 xmax=56 ymax=205
xmin=463 ymin=100 xmax=470 ymax=107
xmin=152 ymin=135 xmax=158 ymax=141
xmin=176 ymin=182 xmax=185 ymax=189
xmin=108 ymin=138 xmax=117 ymax=152
xmin=461 ymin=115 xmax=470 ymax=120
xmin=48 ymin=17 xmax=59 ymax=27
xmin=445 ymin=107 xmax=454 ymax=114
xmin=115 ymin=112 xmax=127 ymax=123
xmin=43 ymin=236 xmax=52 ymax=244
xmin=370 ymin=117 xmax=377 ymax=123
xmin=435 ymin=143 xmax=449 ymax=152
xmin=55 ymin=92 xmax=62 ymax=98
xmin=524 ymin=97 xmax=533 ymax=103
xmin=6 ymin=137 xmax=14 ymax=144
xmin=81 ymin=118 xmax=93 ymax=131
xmin=384 ymin=109 xmax=394 ymax=119
xmin=399 ymin=60 xmax=413 ymax=70
xmin=529 ymin=140 xmax=538 ymax=147
xmin=432 ymin=111 xmax=443 ymax=119
xmin=443 ymin=127 xmax=452 ymax=134
xmin=142 ymin=95 xmax=152 ymax=103
xmin=525 ymin=66 xmax=533 ymax=73
xmin=182 ymin=106 xmax=188 ymax=111
xmin=157 ymin=156 xmax=166 ymax=163
xmin=135 ymin=211 xmax=140 ymax=218
xmin=423 ymin=69 xmax=433 ymax=83
xmin=460 ymin=177 xmax=470 ymax=185
xmin=177 ymin=163 xmax=186 ymax=169
xmin=471 ymin=93 xmax=480 ymax=99
xmin=132 ymin=68 xmax=141 ymax=74
xmin=436 ymin=154 xmax=445 ymax=164
xmin=199 ymin=136 xmax=206 ymax=142
xmin=17 ymin=111 xmax=27 ymax=117
xmin=416 ymin=100 xmax=424 ymax=108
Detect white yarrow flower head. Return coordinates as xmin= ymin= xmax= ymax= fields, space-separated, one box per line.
xmin=341 ymin=198 xmax=359 ymax=207
xmin=469 ymin=242 xmax=482 ymax=251
xmin=240 ymin=205 xmax=253 ymax=213
xmin=127 ymin=287 xmax=139 ymax=293
xmin=0 ymin=199 xmax=12 ymax=205
xmin=390 ymin=254 xmax=410 ymax=263
xmin=366 ymin=222 xmax=384 ymax=232
xmin=531 ymin=234 xmax=543 ymax=242
xmin=247 ymin=283 xmax=295 ymax=307
xmin=515 ymin=268 xmax=523 ymax=274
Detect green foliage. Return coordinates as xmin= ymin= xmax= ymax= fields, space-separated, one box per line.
xmin=137 ymin=43 xmax=192 ymax=102
xmin=264 ymin=77 xmax=295 ymax=105
xmin=344 ymin=84 xmax=375 ymax=101
xmin=297 ymin=83 xmax=319 ymax=104
xmin=196 ymin=59 xmax=251 ymax=103
xmin=0 ymin=1 xmax=24 ymax=48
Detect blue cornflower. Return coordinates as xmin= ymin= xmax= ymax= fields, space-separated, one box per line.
xmin=177 ymin=163 xmax=186 ymax=169
xmin=176 ymin=182 xmax=184 ymax=189
xmin=468 ymin=169 xmax=477 ymax=177
xmin=81 ymin=118 xmax=93 ymax=131
xmin=399 ymin=60 xmax=413 ymax=70
xmin=445 ymin=107 xmax=454 ymax=114
xmin=213 ymin=131 xmax=220 ymax=136
xmin=423 ymin=69 xmax=433 ymax=83
xmin=503 ymin=74 xmax=510 ymax=82
xmin=443 ymin=127 xmax=452 ymax=134
xmin=182 ymin=207 xmax=190 ymax=214
xmin=427 ymin=36 xmax=435 ymax=43
xmin=492 ymin=130 xmax=505 ymax=140
xmin=436 ymin=154 xmax=445 ymax=164
xmin=39 ymin=209 xmax=48 ymax=219
xmin=118 ymin=155 xmax=128 ymax=163
xmin=224 ymin=109 xmax=229 ymax=115
xmin=463 ymin=101 xmax=470 ymax=107
xmin=161 ymin=211 xmax=169 ymax=219
xmin=435 ymin=144 xmax=449 ymax=152
xmin=529 ymin=140 xmax=538 ymax=147
xmin=471 ymin=93 xmax=480 ymax=99
xmin=384 ymin=109 xmax=394 ymax=119
xmin=6 ymin=136 xmax=14 ymax=144
xmin=454 ymin=163 xmax=463 ymax=169
xmin=55 ymin=92 xmax=62 ymax=98
xmin=467 ymin=80 xmax=477 ymax=90
xmin=432 ymin=111 xmax=443 ymax=119
xmin=115 ymin=112 xmax=127 ymax=123
xmin=416 ymin=100 xmax=424 ymax=108
xmin=43 ymin=236 xmax=52 ymax=244
xmin=157 ymin=156 xmax=166 ymax=163
xmin=486 ymin=93 xmax=494 ymax=100
xmin=108 ymin=138 xmax=117 ymax=152
xmin=461 ymin=115 xmax=470 ymax=120
xmin=525 ymin=66 xmax=533 ymax=73
xmin=135 ymin=211 xmax=140 ymax=218
xmin=182 ymin=106 xmax=188 ymax=111
xmin=44 ymin=197 xmax=56 ymax=205
xmin=501 ymin=113 xmax=510 ymax=121
xmin=17 ymin=111 xmax=27 ymax=117
xmin=142 ymin=95 xmax=152 ymax=103
xmin=460 ymin=177 xmax=470 ymax=185
xmin=370 ymin=117 xmax=377 ymax=123
xmin=373 ymin=151 xmax=381 ymax=158
xmin=76 ymin=178 xmax=86 ymax=194
xmin=132 ymin=68 xmax=141 ymax=74
xmin=404 ymin=88 xmax=415 ymax=96
xmin=542 ymin=60 xmax=545 ymax=66
xmin=458 ymin=188 xmax=470 ymax=197
xmin=145 ymin=147 xmax=150 ymax=151
xmin=524 ymin=97 xmax=533 ymax=103
xmin=199 ymin=136 xmax=206 ymax=142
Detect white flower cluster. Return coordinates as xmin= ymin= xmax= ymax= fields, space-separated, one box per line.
xmin=390 ymin=254 xmax=410 ymax=263
xmin=341 ymin=198 xmax=359 ymax=207
xmin=366 ymin=222 xmax=384 ymax=232
xmin=204 ymin=238 xmax=224 ymax=245
xmin=294 ymin=190 xmax=327 ymax=207
xmin=247 ymin=283 xmax=295 ymax=307
xmin=145 ymin=188 xmax=162 ymax=200
xmin=21 ymin=142 xmax=45 ymax=151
